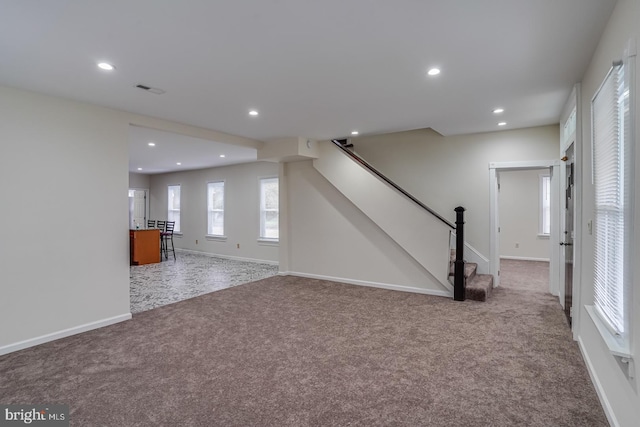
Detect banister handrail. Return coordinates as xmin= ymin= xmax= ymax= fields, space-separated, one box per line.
xmin=330 ymin=139 xmax=455 ymax=229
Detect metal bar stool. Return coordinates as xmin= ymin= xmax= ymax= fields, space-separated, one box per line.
xmin=156 ymin=220 xmax=166 ymax=259
xmin=161 ymin=221 xmax=175 ymax=260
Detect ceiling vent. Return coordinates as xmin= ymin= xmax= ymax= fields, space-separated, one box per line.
xmin=135 ymin=84 xmax=165 ymax=95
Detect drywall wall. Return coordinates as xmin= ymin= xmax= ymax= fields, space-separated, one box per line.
xmin=313 ymin=140 xmax=452 ymax=288
xmin=499 ymin=169 xmax=551 ymax=260
xmin=576 ymin=0 xmax=640 ymax=426
xmin=283 ymin=160 xmax=451 ymax=296
xmin=352 ymin=125 xmax=560 ymax=258
xmin=129 ymin=172 xmax=150 ymax=189
xmin=149 ymin=161 xmax=279 ymax=263
xmin=0 ymin=86 xmax=131 ymax=352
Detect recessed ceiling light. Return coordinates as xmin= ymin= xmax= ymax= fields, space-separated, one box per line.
xmin=176 ymin=162 xmax=181 ymax=166
xmin=137 ymin=167 xmax=142 ymax=171
xmin=351 ymin=131 xmax=359 ymax=135
xmin=97 ymin=62 xmax=115 ymax=71
xmin=493 ymin=108 xmax=504 ymax=114
xmin=498 ymin=122 xmax=507 ymax=126
xmin=148 ymin=142 xmax=156 ymax=147
xmin=427 ymin=68 xmax=441 ymax=76
xmin=249 ymin=110 xmax=259 ymax=116
xmin=220 ymin=154 xmax=226 ymax=158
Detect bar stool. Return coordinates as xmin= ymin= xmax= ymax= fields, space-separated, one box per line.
xmin=161 ymin=221 xmax=176 ymax=260
xmin=147 ymin=219 xmax=156 ymax=228
xmin=156 ymin=220 xmax=166 ymax=258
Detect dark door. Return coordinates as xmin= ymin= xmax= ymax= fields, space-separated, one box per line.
xmin=563 ymin=144 xmax=575 ymax=324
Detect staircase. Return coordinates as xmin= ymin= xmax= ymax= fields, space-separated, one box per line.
xmin=450 ymin=251 xmax=494 ymax=301
xmin=316 ymin=139 xmax=495 ymax=302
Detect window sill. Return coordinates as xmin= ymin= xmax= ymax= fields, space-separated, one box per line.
xmin=173 ymin=232 xmax=183 ymax=238
xmin=537 ymin=234 xmax=550 ymax=239
xmin=585 ymin=305 xmax=631 ymax=358
xmin=258 ymin=238 xmax=279 ymax=246
xmin=206 ymin=235 xmax=227 ymax=242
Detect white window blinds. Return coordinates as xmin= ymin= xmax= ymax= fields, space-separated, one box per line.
xmin=260 ymin=177 xmax=279 ymax=239
xmin=540 ymin=175 xmax=551 ymax=235
xmin=207 ymin=181 xmax=225 ymax=236
xmin=592 ymin=62 xmax=630 ymax=336
xmin=167 ymin=185 xmax=181 ymax=232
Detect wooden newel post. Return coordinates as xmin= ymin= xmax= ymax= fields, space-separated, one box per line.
xmin=454 ymin=206 xmax=466 ymax=301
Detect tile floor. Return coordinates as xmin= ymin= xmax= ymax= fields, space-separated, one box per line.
xmin=129 ymin=251 xmax=279 ymax=313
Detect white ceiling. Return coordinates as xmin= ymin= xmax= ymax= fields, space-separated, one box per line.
xmin=0 ymin=0 xmax=616 ymax=173
xmin=129 ymin=125 xmax=257 ymax=174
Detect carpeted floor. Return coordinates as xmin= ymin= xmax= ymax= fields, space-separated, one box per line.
xmin=500 ymin=259 xmax=550 ymax=293
xmin=0 ymin=262 xmax=607 ymax=426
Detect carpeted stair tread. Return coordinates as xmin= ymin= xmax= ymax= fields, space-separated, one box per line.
xmin=466 ymin=274 xmax=494 ymax=302
xmin=449 ymin=260 xmax=477 ymax=281
xmin=464 ymin=262 xmax=477 ymax=281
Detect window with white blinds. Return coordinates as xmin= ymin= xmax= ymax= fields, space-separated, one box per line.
xmin=207 ymin=181 xmax=225 ymax=236
xmin=167 ymin=185 xmax=181 ymax=232
xmin=539 ymin=174 xmax=551 ymax=235
xmin=259 ymin=177 xmax=279 ymax=240
xmin=591 ymin=61 xmax=631 ymax=338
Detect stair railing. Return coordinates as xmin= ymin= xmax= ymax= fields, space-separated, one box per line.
xmin=330 ymin=139 xmax=466 ymax=300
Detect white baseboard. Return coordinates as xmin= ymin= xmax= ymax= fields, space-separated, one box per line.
xmin=279 ymin=271 xmax=453 ymax=298
xmin=500 ymin=255 xmax=550 ymax=262
xmin=577 ymin=336 xmax=620 ymax=427
xmin=0 ymin=313 xmax=131 ymax=356
xmin=176 ymin=248 xmax=279 ymax=266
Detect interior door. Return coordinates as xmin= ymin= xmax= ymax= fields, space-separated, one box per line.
xmin=129 ymin=189 xmax=147 ymax=229
xmin=562 ymin=144 xmax=575 ymax=324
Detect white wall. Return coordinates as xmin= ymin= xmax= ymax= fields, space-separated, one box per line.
xmin=352 ymin=125 xmax=560 ymax=258
xmin=129 ymin=172 xmax=150 ymax=189
xmin=499 ymin=169 xmax=550 ymax=260
xmin=283 ymin=160 xmax=452 ymax=295
xmin=576 ymin=0 xmax=640 ymax=426
xmin=313 ymin=140 xmax=452 ymax=290
xmin=0 ymin=85 xmax=263 ymax=354
xmin=149 ymin=161 xmax=279 ymax=263
xmin=0 ymin=86 xmax=131 ymax=352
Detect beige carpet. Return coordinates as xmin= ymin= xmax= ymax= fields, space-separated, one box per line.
xmin=0 ymin=265 xmax=607 ymax=426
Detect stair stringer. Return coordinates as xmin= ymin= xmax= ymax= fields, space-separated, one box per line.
xmin=313 ymin=141 xmax=453 ymax=291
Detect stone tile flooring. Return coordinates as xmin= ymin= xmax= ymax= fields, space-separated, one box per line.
xmin=129 ymin=251 xmax=279 ymax=313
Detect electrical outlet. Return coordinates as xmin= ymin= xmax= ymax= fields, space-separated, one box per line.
xmin=237 ymin=243 xmax=240 ymax=249
xmin=196 ymin=240 xmax=198 ymax=244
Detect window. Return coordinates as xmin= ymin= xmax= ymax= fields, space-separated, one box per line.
xmin=167 ymin=185 xmax=181 ymax=232
xmin=562 ymin=107 xmax=577 ymax=146
xmin=260 ymin=177 xmax=279 ymax=240
xmin=539 ymin=174 xmax=551 ymax=236
xmin=591 ymin=60 xmax=632 ymax=343
xmin=207 ymin=181 xmax=224 ymax=236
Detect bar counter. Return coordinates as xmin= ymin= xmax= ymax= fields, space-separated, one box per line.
xmin=129 ymin=228 xmax=161 ymax=265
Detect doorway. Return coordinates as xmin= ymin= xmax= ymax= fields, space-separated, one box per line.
xmin=489 ymin=160 xmax=561 ymax=293
xmin=497 ymin=168 xmax=552 ymax=288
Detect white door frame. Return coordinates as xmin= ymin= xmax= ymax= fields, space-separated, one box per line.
xmin=559 ymin=83 xmax=581 ymax=339
xmin=489 ymin=160 xmax=561 ymax=293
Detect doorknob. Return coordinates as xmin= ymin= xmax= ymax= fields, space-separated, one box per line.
xmin=560 ymin=242 xmax=573 ymax=246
